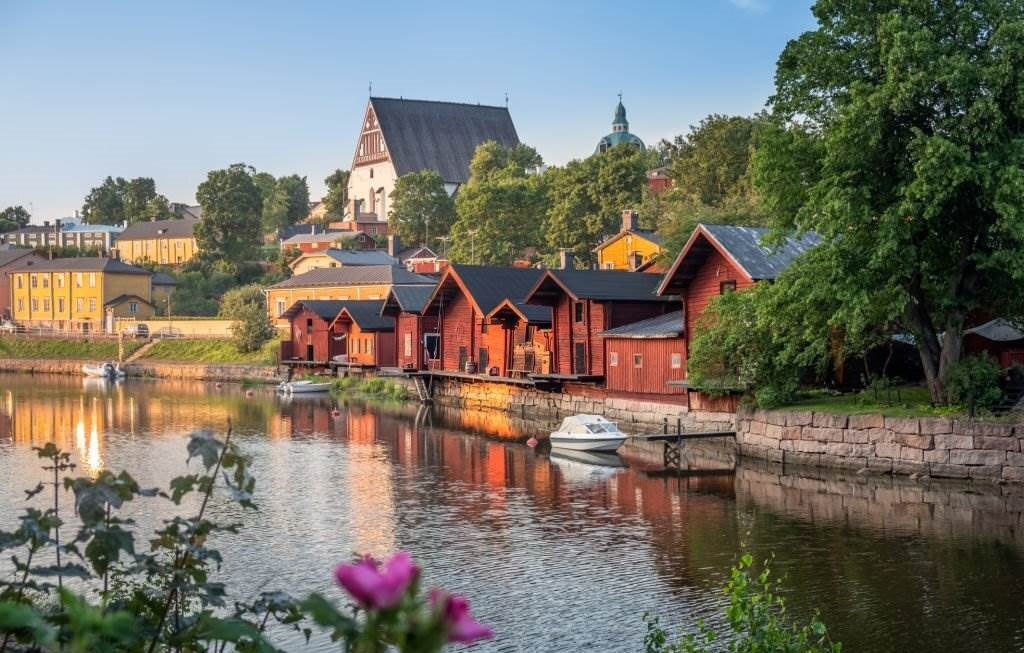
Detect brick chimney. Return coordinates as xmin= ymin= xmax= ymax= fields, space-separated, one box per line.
xmin=559 ymin=249 xmax=575 ymax=270
xmin=387 ymin=234 xmax=401 ymax=258
xmin=621 ymin=209 xmax=639 ymax=233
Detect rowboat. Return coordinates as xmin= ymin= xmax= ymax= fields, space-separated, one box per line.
xmin=549 ymin=415 xmax=628 ymax=452
xmin=278 ymin=380 xmax=333 ymax=394
xmin=82 ymin=362 xmax=126 ymax=379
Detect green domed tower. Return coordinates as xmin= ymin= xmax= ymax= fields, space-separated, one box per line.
xmin=596 ymin=95 xmax=645 ymax=154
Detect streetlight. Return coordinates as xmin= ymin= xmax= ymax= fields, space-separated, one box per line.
xmin=467 ymin=229 xmax=479 ymax=264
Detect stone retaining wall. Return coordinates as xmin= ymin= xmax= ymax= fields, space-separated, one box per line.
xmin=429 ymin=377 xmax=735 ymax=434
xmin=737 ymin=409 xmax=1024 ymax=483
xmin=0 ymin=358 xmax=281 ymax=383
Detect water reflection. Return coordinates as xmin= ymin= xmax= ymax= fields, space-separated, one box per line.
xmin=0 ymin=374 xmax=1022 ymax=652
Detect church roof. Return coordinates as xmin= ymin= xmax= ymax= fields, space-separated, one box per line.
xmin=370 ymin=97 xmax=520 ymax=185
xmin=596 ymin=98 xmax=645 ymax=154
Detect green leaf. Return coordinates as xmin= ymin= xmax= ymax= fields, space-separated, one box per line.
xmin=0 ymin=601 xmax=55 ymax=645
xmin=187 ymin=431 xmax=223 ymax=469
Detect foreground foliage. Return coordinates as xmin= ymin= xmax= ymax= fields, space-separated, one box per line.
xmin=0 ymin=434 xmax=491 ymax=652
xmin=644 ymin=555 xmax=841 ymax=653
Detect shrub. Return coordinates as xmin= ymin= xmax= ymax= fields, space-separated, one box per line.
xmin=644 ymin=554 xmax=841 ymax=653
xmin=947 ymin=355 xmax=1004 ymax=415
xmin=219 ymin=283 xmax=267 ymax=320
xmin=230 ymin=303 xmax=277 ymax=353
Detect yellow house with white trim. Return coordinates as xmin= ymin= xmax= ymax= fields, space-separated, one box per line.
xmin=595 ymin=210 xmax=664 ymax=271
xmin=9 ymin=258 xmax=155 ymax=333
xmin=114 ymin=217 xmax=200 ymax=265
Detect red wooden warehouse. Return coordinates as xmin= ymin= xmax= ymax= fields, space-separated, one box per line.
xmin=524 ymin=267 xmax=678 ymax=379
xmin=600 ymin=310 xmax=687 ymax=399
xmin=280 ymin=300 xmax=349 ymax=363
xmin=327 ymin=300 xmax=396 ymax=367
xmin=381 ymin=284 xmax=439 ymax=370
xmin=422 ymin=265 xmax=547 ymax=376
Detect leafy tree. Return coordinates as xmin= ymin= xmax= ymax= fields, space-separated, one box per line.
xmin=544 ymin=146 xmax=654 ymax=264
xmin=276 ymin=174 xmax=310 ymax=225
xmin=169 ymin=269 xmax=236 ymax=316
xmin=323 ymin=168 xmax=350 ymax=221
xmin=82 ymin=176 xmax=167 ymax=225
xmin=229 ymin=303 xmax=277 ymax=353
xmin=218 ymin=283 xmax=267 ymax=320
xmin=0 ymin=205 xmax=30 ymax=232
xmin=251 ymin=172 xmax=309 ymax=233
xmin=449 ymin=142 xmax=547 ymax=264
xmin=389 ymin=170 xmax=456 ymax=247
xmin=947 ymin=355 xmax=1004 ymax=416
xmin=144 ymin=195 xmax=174 ymax=221
xmin=195 ymin=164 xmax=263 ymax=270
xmin=754 ymin=0 xmax=1024 ymax=403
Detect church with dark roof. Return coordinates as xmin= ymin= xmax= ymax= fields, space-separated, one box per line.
xmin=595 ymin=96 xmax=645 ymax=154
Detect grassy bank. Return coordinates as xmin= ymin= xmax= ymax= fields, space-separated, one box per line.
xmin=0 ymin=336 xmax=144 ymax=360
xmin=780 ymin=385 xmax=962 ymax=418
xmin=331 ymin=376 xmax=411 ymax=401
xmin=141 ymin=339 xmax=278 ymax=365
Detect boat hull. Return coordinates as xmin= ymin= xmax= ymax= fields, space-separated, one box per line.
xmin=549 ymin=435 xmax=627 ymax=452
xmin=279 ymin=382 xmax=333 ymax=394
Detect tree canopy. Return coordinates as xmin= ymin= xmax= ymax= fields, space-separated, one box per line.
xmin=81 ymin=176 xmax=168 ymax=225
xmin=323 ymin=169 xmax=350 ymax=221
xmin=194 ymin=164 xmax=263 ymax=271
xmin=254 ymin=173 xmax=310 ymax=233
xmin=388 ymin=170 xmax=455 ymax=248
xmin=0 ymin=205 xmax=30 ymax=233
xmin=752 ymin=0 xmax=1024 ymax=402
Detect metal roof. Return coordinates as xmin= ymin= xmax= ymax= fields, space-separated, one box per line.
xmin=529 ymin=269 xmax=676 ymax=303
xmin=0 ymin=249 xmax=38 ymax=268
xmin=332 ymin=300 xmax=393 ymax=331
xmin=486 ymin=298 xmax=552 ymax=326
xmin=281 ymin=231 xmax=363 ymax=245
xmin=383 ymin=284 xmax=437 ymax=314
xmin=323 ymin=249 xmax=398 ymax=266
xmin=599 ymin=311 xmax=684 ymax=339
xmin=104 ymin=294 xmax=153 ymax=308
xmin=117 ymin=217 xmax=199 ymax=241
xmin=151 ymin=272 xmax=178 ymax=286
xmin=281 ymin=300 xmax=348 ymax=321
xmin=268 ymin=265 xmax=435 ymax=290
xmin=436 ymin=264 xmax=545 ymax=315
xmin=371 ymin=97 xmax=519 ymax=184
xmin=965 ymin=318 xmax=1024 ymax=342
xmin=701 ymin=224 xmax=820 ymax=280
xmin=7 ymin=257 xmax=151 ymax=275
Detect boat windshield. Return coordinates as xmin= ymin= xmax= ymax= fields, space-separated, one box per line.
xmin=586 ymin=423 xmax=617 ymax=433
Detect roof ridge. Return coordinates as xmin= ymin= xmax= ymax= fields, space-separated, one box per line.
xmin=371 ymin=96 xmax=509 ymax=111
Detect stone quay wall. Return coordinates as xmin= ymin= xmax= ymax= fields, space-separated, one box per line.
xmin=428 ymin=377 xmax=735 ymax=435
xmin=737 ymin=409 xmax=1024 ymax=483
xmin=0 ymin=358 xmax=281 ymax=384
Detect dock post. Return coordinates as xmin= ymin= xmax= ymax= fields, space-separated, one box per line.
xmin=662 ymin=417 xmax=668 ymax=434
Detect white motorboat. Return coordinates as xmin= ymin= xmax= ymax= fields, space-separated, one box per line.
xmin=549 ymin=414 xmax=628 ymax=452
xmin=82 ymin=362 xmax=126 ymax=379
xmin=278 ymin=380 xmax=333 ymax=394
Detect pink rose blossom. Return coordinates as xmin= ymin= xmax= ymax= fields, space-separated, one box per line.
xmin=430 ymin=589 xmax=494 ymax=644
xmin=334 ymin=551 xmax=419 ymax=610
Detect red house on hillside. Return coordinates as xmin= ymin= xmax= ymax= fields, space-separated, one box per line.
xmin=422 ymin=265 xmax=549 ymax=376
xmin=524 ymin=268 xmax=678 ymax=378
xmin=658 ymin=223 xmax=820 ymax=351
xmin=381 ymin=284 xmax=439 ymax=370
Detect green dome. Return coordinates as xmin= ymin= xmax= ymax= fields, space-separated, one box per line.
xmin=596 ymin=97 xmax=645 ymax=154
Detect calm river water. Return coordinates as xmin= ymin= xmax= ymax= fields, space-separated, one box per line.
xmin=0 ymin=373 xmax=1022 ymax=652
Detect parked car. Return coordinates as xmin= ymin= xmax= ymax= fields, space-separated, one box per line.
xmin=122 ymin=323 xmax=150 ymax=339
xmin=0 ymin=320 xmax=19 ymax=334
xmin=153 ymin=327 xmax=183 ymax=339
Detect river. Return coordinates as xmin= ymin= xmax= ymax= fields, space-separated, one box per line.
xmin=0 ymin=373 xmax=1022 ymax=652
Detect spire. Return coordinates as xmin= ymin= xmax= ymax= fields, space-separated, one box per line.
xmin=613 ymin=94 xmax=628 ymax=133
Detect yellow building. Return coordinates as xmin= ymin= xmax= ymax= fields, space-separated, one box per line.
xmin=9 ymin=258 xmax=156 ymax=333
xmin=289 ymin=248 xmax=398 ymax=275
xmin=595 ymin=210 xmax=664 ymax=271
xmin=114 ymin=217 xmax=200 ymax=265
xmin=266 ymin=265 xmax=434 ymax=326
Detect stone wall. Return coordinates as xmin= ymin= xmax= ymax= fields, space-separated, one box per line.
xmin=0 ymin=358 xmax=281 ymax=383
xmin=428 ymin=377 xmax=735 ymax=434
xmin=737 ymin=409 xmax=1024 ymax=483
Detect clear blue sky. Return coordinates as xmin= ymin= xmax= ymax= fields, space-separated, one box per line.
xmin=0 ymin=0 xmax=816 ymax=222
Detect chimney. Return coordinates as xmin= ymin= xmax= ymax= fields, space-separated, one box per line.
xmin=54 ymin=219 xmax=62 ymax=234
xmin=559 ymin=249 xmax=575 ymax=270
xmin=387 ymin=234 xmax=401 ymax=258
xmin=110 ymin=248 xmax=120 ymax=261
xmin=43 ymin=220 xmax=50 ymax=227
xmin=621 ymin=209 xmax=639 ymax=233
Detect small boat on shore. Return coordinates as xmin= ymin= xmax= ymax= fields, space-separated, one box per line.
xmin=549 ymin=415 xmax=628 ymax=452
xmin=82 ymin=362 xmax=125 ymax=379
xmin=278 ymin=380 xmax=333 ymax=394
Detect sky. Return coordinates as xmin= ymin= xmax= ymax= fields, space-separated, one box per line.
xmin=0 ymin=0 xmax=817 ymax=222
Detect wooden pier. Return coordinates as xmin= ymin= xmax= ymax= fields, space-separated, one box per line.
xmin=631 ymin=417 xmax=735 ymax=468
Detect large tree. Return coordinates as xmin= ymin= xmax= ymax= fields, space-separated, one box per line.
xmin=254 ymin=173 xmax=310 ymax=233
xmin=755 ymin=0 xmax=1024 ymax=403
xmin=389 ymin=170 xmax=455 ymax=247
xmin=322 ymin=169 xmax=350 ymax=221
xmin=82 ymin=176 xmax=166 ymax=225
xmin=449 ymin=142 xmax=546 ymax=265
xmin=0 ymin=205 xmax=30 ymax=232
xmin=544 ymin=145 xmax=654 ymax=264
xmin=194 ymin=164 xmax=263 ymax=270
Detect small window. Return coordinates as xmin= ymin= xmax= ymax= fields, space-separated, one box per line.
xmin=671 ymin=353 xmax=682 ymax=369
xmin=89 ymin=273 xmax=96 ymax=288
xmin=75 ymin=273 xmax=83 ymax=288
xmin=404 ymin=332 xmax=412 ymax=357
xmin=15 ymin=275 xmax=22 ymax=289
xmin=369 ymin=168 xmax=374 ymax=179
xmin=129 ymin=302 xmax=139 ymax=314
xmin=17 ymin=299 xmax=23 ymax=311
xmin=574 ymin=302 xmax=584 ymax=323
xmin=56 ymin=274 xmax=64 ymax=288
xmin=609 ymin=352 xmax=619 ymax=367
xmin=30 ymin=274 xmax=37 ymax=289
xmin=276 ymin=300 xmax=285 ymax=317
xmin=720 ymin=280 xmax=737 ymax=294
xmin=633 ymin=353 xmax=643 ymax=368
xmin=88 ymin=298 xmax=96 ymax=312
xmin=480 ymin=319 xmax=488 ymax=334
xmin=306 ymin=318 xmax=313 ymax=329
xmin=43 ymin=299 xmax=50 ymax=312
xmin=41 ymin=276 xmax=49 ymax=289
xmin=57 ymin=298 xmax=64 ymax=312
xmin=31 ymin=298 xmax=38 ymax=311
xmin=76 ymin=298 xmax=84 ymax=312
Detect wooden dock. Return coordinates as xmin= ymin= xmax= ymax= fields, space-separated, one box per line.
xmin=631 ymin=417 xmax=735 ymax=468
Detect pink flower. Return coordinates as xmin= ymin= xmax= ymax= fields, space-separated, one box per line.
xmin=334 ymin=551 xmax=419 ymax=610
xmin=430 ymin=589 xmax=494 ymax=644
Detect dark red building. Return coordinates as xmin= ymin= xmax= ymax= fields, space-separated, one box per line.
xmin=600 ymin=311 xmax=686 ymax=399
xmin=280 ymin=300 xmax=348 ymax=363
xmin=423 ymin=265 xmax=548 ymax=376
xmin=381 ymin=284 xmax=439 ymax=370
xmin=327 ymin=300 xmax=396 ymax=367
xmin=524 ymin=269 xmax=678 ymax=378
xmin=964 ymin=319 xmax=1024 ymax=369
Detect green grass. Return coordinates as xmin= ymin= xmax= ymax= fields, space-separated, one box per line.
xmin=331 ymin=376 xmax=411 ymax=402
xmin=780 ymin=385 xmax=963 ymax=417
xmin=0 ymin=336 xmax=144 ymax=360
xmin=141 ymin=339 xmax=278 ymax=365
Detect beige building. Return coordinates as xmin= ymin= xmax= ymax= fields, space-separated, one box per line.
xmin=114 ymin=217 xmax=200 ymax=265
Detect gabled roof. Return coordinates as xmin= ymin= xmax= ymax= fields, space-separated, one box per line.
xmin=268 ymin=265 xmax=435 ymax=290
xmin=281 ymin=231 xmax=361 ymax=246
xmin=658 ymin=224 xmax=821 ymax=296
xmin=322 ymin=249 xmax=397 ymax=266
xmin=381 ymin=284 xmax=437 ymax=315
xmin=328 ymin=300 xmax=393 ymax=331
xmin=64 ymin=222 xmax=124 ymax=234
xmin=965 ymin=318 xmax=1024 ymax=343
xmin=526 ymin=269 xmax=676 ymax=304
xmin=8 ymin=257 xmax=151 ymax=275
xmin=485 ymin=298 xmax=552 ymax=327
xmin=397 ymin=246 xmax=438 ymax=263
xmin=117 ymin=217 xmax=199 ymax=241
xmin=0 ymin=249 xmax=39 ymax=269
xmin=424 ymin=264 xmax=543 ymax=316
xmin=280 ymin=300 xmax=349 ymax=321
xmin=151 ymin=272 xmax=178 ymax=286
xmin=105 ymin=294 xmax=154 ymax=308
xmin=369 ymin=97 xmax=519 ymax=185
xmin=594 ymin=228 xmax=664 ymax=252
xmin=599 ymin=311 xmax=684 ymax=339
